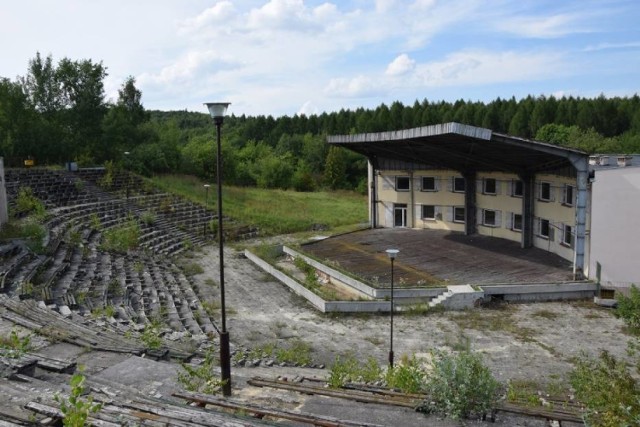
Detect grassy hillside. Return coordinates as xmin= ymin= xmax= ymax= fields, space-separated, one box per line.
xmin=150 ymin=174 xmax=368 ymax=236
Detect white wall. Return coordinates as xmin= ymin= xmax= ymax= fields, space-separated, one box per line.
xmin=589 ymin=167 xmax=640 ymax=288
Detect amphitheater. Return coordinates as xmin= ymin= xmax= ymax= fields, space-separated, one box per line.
xmin=0 ymin=168 xmax=627 ymax=426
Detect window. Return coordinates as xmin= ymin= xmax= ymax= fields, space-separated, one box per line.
xmin=395 ymin=176 xmax=410 ymax=191
xmin=563 ymin=185 xmax=575 ymax=206
xmin=453 ymin=207 xmax=465 ymax=223
xmin=563 ymin=224 xmax=574 ymax=247
xmin=538 ymin=182 xmax=552 ymax=201
xmin=512 ymin=180 xmax=523 ymax=197
xmin=422 ymin=205 xmax=436 ymax=220
xmin=483 ymin=178 xmax=497 ymax=195
xmin=512 ymin=213 xmax=523 ymax=231
xmin=421 ymin=176 xmax=436 ymax=191
xmin=453 ymin=177 xmax=465 ymax=193
xmin=482 ymin=209 xmax=496 ymax=226
xmin=538 ymin=218 xmax=550 ymax=238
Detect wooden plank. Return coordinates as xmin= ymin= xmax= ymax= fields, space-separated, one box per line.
xmin=173 ymin=391 xmax=386 ymax=427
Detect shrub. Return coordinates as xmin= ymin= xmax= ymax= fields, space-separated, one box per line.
xmin=54 ymin=368 xmax=102 ymax=427
xmin=177 ymin=349 xmax=224 ymax=395
xmin=616 ymin=285 xmax=640 ymax=331
xmin=100 ymin=218 xmax=139 ymax=253
xmin=13 ymin=187 xmax=45 ymax=218
xmin=385 ymin=355 xmax=428 ymax=394
xmin=419 ymin=350 xmax=499 ymax=420
xmin=570 ymin=351 xmax=640 ymax=427
xmin=328 ymin=353 xmax=383 ymax=388
xmin=0 ymin=328 xmax=32 ymax=358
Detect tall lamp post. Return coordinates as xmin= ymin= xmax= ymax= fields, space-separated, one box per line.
xmin=205 ymin=102 xmax=231 ymax=396
xmin=386 ymin=248 xmax=399 ymax=367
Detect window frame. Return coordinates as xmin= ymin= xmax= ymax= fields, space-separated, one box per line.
xmin=453 ymin=206 xmax=465 ymax=223
xmin=538 ymin=181 xmax=552 ymax=201
xmin=563 ymin=184 xmax=575 ymax=206
xmin=512 ymin=213 xmax=523 ymax=232
xmin=422 ymin=204 xmax=436 ymax=220
xmin=512 ymin=180 xmax=523 ymax=197
xmin=538 ymin=218 xmax=550 ymax=239
xmin=562 ymin=224 xmax=574 ymax=247
xmin=483 ymin=178 xmax=497 ymax=195
xmin=453 ymin=177 xmax=465 ymax=193
xmin=421 ymin=176 xmax=437 ymax=192
xmin=395 ymin=176 xmax=410 ymax=192
xmin=482 ymin=209 xmax=497 ymax=227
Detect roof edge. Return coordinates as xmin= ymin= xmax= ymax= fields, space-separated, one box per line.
xmin=327 ymin=122 xmax=492 ymax=144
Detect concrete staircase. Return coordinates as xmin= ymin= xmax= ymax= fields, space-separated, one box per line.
xmin=428 ymin=285 xmax=484 ymax=310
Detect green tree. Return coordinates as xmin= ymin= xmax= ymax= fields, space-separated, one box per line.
xmin=324 ymin=146 xmax=347 ymax=189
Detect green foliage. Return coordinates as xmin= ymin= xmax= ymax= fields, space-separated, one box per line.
xmin=140 ymin=210 xmax=156 ymax=225
xmin=616 ymin=285 xmax=640 ymax=331
xmin=0 ymin=328 xmax=33 ymax=358
xmin=100 ymin=218 xmax=139 ymax=253
xmin=324 ymin=146 xmax=347 ymax=190
xmin=0 ymin=218 xmax=47 ymax=254
xmin=570 ymin=351 xmax=640 ymax=427
xmin=13 ymin=187 xmax=45 ymax=218
xmin=420 ymin=350 xmax=499 ymax=420
xmin=54 ymin=368 xmax=102 ymax=427
xmin=275 ymin=339 xmax=313 ymax=366
xmin=328 ymin=353 xmax=383 ymax=388
xmin=141 ymin=322 xmax=163 ymax=350
xmin=182 ymin=262 xmax=204 ymax=276
xmin=385 ymin=355 xmax=428 ymax=394
xmin=177 ymin=349 xmax=224 ymax=395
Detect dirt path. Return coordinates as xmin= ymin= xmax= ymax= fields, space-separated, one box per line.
xmin=195 ymin=244 xmax=633 ymax=386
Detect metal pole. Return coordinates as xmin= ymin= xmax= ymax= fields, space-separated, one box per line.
xmin=389 ymin=257 xmax=394 ymax=367
xmin=215 ymin=118 xmax=231 ymax=396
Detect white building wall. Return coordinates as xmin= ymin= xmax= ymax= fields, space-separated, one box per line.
xmin=589 ymin=167 xmax=640 ymax=288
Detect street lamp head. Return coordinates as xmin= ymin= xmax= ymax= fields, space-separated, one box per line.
xmin=203 ymin=184 xmax=211 ymax=188
xmin=385 ymin=249 xmax=399 ymax=260
xmin=204 ymin=102 xmax=231 ymax=122
xmin=124 ymin=151 xmax=130 ymax=155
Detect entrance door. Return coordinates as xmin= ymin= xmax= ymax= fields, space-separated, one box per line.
xmin=394 ymin=204 xmax=407 ymax=227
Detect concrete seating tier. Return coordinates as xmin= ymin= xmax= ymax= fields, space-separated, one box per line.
xmin=1 ymin=167 xmax=247 ymax=347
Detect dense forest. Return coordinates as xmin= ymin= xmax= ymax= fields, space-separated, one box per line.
xmin=2 ymin=53 xmax=640 ymax=192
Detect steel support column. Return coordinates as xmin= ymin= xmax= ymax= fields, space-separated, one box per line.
xmin=463 ymin=171 xmax=476 ymax=235
xmin=520 ymin=174 xmax=535 ymax=249
xmin=569 ymin=154 xmax=589 ymax=279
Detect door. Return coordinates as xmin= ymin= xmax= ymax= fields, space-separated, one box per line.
xmin=394 ymin=204 xmax=407 ymax=227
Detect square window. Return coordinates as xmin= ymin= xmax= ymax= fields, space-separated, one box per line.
xmin=422 ymin=176 xmax=436 ymax=191
xmin=422 ymin=205 xmax=436 ymax=219
xmin=512 ymin=214 xmax=523 ymax=231
xmin=512 ymin=180 xmax=523 ymax=197
xmin=453 ymin=177 xmax=465 ymax=193
xmin=483 ymin=209 xmax=496 ymax=226
xmin=483 ymin=178 xmax=496 ymax=194
xmin=454 ymin=207 xmax=465 ymax=223
xmin=539 ymin=182 xmax=551 ymax=201
xmin=396 ymin=176 xmax=410 ymax=191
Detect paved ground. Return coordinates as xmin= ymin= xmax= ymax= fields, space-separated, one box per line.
xmin=301 ymin=228 xmax=575 ymax=286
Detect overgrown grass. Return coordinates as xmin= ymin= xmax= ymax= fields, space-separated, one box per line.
xmin=149 ymin=174 xmax=367 ymax=235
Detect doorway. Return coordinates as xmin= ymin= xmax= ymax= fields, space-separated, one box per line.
xmin=394 ymin=204 xmax=407 ymax=227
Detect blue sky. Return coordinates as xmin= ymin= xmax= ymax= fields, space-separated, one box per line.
xmin=1 ymin=0 xmax=639 ymax=117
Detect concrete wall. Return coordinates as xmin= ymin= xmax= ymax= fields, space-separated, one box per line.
xmin=482 ymin=282 xmax=597 ymax=302
xmin=589 ymin=167 xmax=640 ymax=288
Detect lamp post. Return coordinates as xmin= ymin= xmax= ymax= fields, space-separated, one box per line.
xmin=386 ymin=248 xmax=399 ymax=367
xmin=204 ymin=102 xmax=231 ymax=396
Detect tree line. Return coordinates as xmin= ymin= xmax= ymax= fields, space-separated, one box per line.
xmin=2 ymin=53 xmax=640 ymax=193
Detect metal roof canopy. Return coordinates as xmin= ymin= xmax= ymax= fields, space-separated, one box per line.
xmin=327 ymin=122 xmax=587 ymax=174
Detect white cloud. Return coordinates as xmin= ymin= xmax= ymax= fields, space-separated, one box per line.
xmin=583 ymin=41 xmax=640 ymax=52
xmin=324 ymin=75 xmax=383 ymax=98
xmin=386 ymin=54 xmax=416 ymax=76
xmin=138 ymin=50 xmax=238 ymax=86
xmin=496 ymin=13 xmax=587 ymax=38
xmin=411 ymin=50 xmax=564 ymax=86
xmin=180 ymin=1 xmax=235 ymax=33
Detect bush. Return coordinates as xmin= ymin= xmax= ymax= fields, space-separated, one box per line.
xmin=54 ymin=368 xmax=102 ymax=427
xmin=570 ymin=351 xmax=640 ymax=427
xmin=13 ymin=187 xmax=45 ymax=218
xmin=385 ymin=355 xmax=428 ymax=394
xmin=616 ymin=285 xmax=640 ymax=331
xmin=420 ymin=350 xmax=499 ymax=420
xmin=178 ymin=349 xmax=224 ymax=395
xmin=329 ymin=354 xmax=384 ymax=388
